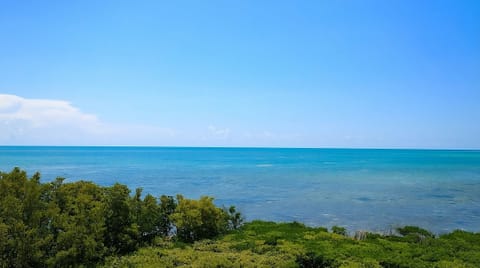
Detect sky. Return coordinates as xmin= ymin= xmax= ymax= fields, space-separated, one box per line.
xmin=0 ymin=0 xmax=479 ymax=148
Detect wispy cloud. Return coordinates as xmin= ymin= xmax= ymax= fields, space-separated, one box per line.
xmin=0 ymin=94 xmax=99 ymax=128
xmin=208 ymin=125 xmax=231 ymax=139
xmin=0 ymin=94 xmax=297 ymax=146
xmin=0 ymin=94 xmax=174 ymax=145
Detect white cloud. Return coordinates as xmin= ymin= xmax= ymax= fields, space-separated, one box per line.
xmin=0 ymin=94 xmax=99 ymax=127
xmin=0 ymin=94 xmax=175 ymax=145
xmin=208 ymin=125 xmax=231 ymax=139
xmin=0 ymin=94 xmax=292 ymax=146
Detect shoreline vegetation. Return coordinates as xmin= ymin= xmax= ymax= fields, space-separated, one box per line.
xmin=1 ymin=168 xmax=479 ymax=267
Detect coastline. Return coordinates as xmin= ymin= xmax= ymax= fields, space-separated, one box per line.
xmin=1 ymin=168 xmax=479 ymax=267
xmin=1 ymin=147 xmax=480 ymax=234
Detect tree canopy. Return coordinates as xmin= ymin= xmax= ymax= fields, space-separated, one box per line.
xmin=1 ymin=168 xmax=479 ymax=268
xmin=0 ymin=168 xmax=239 ymax=267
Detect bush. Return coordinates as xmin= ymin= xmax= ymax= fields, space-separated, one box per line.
xmin=331 ymin=226 xmax=347 ymax=236
xmin=296 ymin=252 xmax=338 ymax=268
xmin=225 ymin=205 xmax=243 ymax=230
xmin=396 ymin=226 xmax=434 ymax=243
xmin=170 ymin=195 xmax=230 ymax=242
xmin=0 ymin=168 xmax=241 ymax=266
xmin=396 ymin=226 xmax=434 ymax=238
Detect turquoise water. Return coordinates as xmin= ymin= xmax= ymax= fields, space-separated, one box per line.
xmin=1 ymin=146 xmax=479 ymax=233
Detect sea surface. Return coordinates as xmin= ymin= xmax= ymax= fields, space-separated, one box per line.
xmin=1 ymin=146 xmax=479 ymax=234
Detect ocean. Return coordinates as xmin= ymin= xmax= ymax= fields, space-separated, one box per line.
xmin=1 ymin=146 xmax=479 ymax=233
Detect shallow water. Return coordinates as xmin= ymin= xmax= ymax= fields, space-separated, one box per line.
xmin=1 ymin=146 xmax=479 ymax=233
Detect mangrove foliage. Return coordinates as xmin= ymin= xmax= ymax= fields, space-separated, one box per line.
xmin=1 ymin=168 xmax=479 ymax=267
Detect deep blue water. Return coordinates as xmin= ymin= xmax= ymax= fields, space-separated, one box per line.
xmin=1 ymin=146 xmax=479 ymax=233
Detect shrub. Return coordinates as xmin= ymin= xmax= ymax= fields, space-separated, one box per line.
xmin=396 ymin=226 xmax=434 ymax=238
xmin=225 ymin=205 xmax=243 ymax=230
xmin=331 ymin=226 xmax=347 ymax=236
xmin=170 ymin=195 xmax=230 ymax=242
xmin=296 ymin=252 xmax=339 ymax=268
xmin=396 ymin=226 xmax=434 ymax=243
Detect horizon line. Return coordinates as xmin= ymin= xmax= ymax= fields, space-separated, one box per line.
xmin=1 ymin=145 xmax=479 ymax=151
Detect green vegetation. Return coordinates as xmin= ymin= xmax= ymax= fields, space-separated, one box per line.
xmin=1 ymin=168 xmax=479 ymax=267
xmin=106 ymin=221 xmax=480 ymax=268
xmin=0 ymin=168 xmax=238 ymax=267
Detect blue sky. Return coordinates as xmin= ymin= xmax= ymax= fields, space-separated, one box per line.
xmin=0 ymin=0 xmax=479 ymax=148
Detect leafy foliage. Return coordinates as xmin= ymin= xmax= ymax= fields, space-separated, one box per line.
xmin=1 ymin=168 xmax=479 ymax=267
xmin=331 ymin=225 xmax=347 ymax=236
xmin=0 ymin=168 xmax=240 ymax=267
xmin=296 ymin=252 xmax=338 ymax=268
xmin=158 ymin=195 xmax=177 ymax=236
xmin=170 ymin=195 xmax=231 ymax=242
xmin=105 ymin=220 xmax=480 ymax=268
